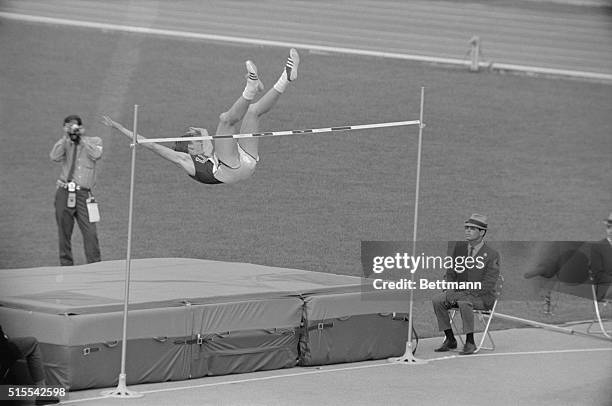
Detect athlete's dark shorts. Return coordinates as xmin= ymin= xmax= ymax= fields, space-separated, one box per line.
xmin=189 ymin=155 xmax=223 ymax=184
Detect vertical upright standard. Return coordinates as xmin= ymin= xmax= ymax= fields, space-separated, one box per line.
xmin=101 ymin=105 xmax=144 ymax=398
xmin=389 ymin=87 xmax=428 ymax=365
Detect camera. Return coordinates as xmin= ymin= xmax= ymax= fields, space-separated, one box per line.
xmin=67 ymin=124 xmax=82 ymax=143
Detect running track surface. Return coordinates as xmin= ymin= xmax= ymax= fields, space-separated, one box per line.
xmin=1 ymin=0 xmax=611 ymax=80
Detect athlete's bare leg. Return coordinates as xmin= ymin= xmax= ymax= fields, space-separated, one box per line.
xmin=214 ymin=60 xmax=263 ymax=168
xmin=238 ymin=49 xmax=300 ymax=160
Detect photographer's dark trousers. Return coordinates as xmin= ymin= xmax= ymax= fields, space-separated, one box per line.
xmin=54 ymin=187 xmax=101 ymax=266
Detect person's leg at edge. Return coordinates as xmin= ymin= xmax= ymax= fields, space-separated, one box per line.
xmin=238 ymin=48 xmax=300 ymax=159
xmin=11 ymin=337 xmax=45 ymax=385
xmin=214 ymin=60 xmax=263 ymax=168
xmin=13 ymin=337 xmax=62 ymax=404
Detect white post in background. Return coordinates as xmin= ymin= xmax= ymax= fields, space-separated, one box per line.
xmin=101 ymin=105 xmax=143 ymax=398
xmin=469 ymin=36 xmax=481 ymax=72
xmin=389 ymin=87 xmax=428 ymax=365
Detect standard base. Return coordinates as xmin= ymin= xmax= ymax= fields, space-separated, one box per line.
xmin=387 ymin=354 xmax=429 ymax=365
xmin=387 ymin=342 xmax=428 ymax=365
xmin=100 ymin=374 xmax=143 ymax=398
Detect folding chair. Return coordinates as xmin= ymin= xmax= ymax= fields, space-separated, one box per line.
xmin=449 ymin=274 xmax=503 ymax=353
xmin=586 ymin=275 xmax=611 ymax=339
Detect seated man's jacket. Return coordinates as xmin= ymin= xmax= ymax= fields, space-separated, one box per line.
xmin=445 ymin=241 xmax=501 ymax=310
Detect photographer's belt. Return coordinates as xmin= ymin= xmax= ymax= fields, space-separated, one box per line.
xmin=57 ymin=180 xmax=90 ymax=192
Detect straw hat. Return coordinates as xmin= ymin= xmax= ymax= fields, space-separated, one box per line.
xmin=464 ymin=213 xmax=488 ymax=230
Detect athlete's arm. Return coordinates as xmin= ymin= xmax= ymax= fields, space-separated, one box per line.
xmin=101 ymin=116 xmax=196 ymax=176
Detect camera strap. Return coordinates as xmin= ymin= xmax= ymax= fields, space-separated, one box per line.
xmin=67 ymin=142 xmax=78 ymax=181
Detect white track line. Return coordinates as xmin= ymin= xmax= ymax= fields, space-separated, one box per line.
xmin=61 ymin=347 xmax=612 ymax=404
xmin=1 ymin=12 xmax=611 ymax=83
xmin=426 ymin=346 xmax=612 ymax=362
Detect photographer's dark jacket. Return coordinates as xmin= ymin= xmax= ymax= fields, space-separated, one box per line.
xmin=50 ymin=136 xmax=103 ymax=189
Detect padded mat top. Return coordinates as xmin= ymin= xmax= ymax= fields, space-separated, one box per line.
xmin=0 ymin=258 xmax=365 ymax=314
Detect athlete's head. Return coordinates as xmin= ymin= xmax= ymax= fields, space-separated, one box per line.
xmin=174 ymin=127 xmax=213 ymax=156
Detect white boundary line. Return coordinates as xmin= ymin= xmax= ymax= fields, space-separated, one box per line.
xmin=1 ymin=12 xmax=612 ymax=83
xmin=61 ymin=347 xmax=612 ymax=404
xmin=427 ymin=347 xmax=612 ymax=361
xmin=0 ymin=12 xmax=464 ymax=66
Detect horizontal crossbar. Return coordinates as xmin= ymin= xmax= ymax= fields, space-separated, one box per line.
xmin=136 ymin=120 xmax=421 ymax=144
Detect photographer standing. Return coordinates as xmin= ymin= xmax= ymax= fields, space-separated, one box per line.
xmin=50 ymin=115 xmax=103 ymax=266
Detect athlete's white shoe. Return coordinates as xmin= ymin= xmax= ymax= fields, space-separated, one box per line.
xmin=245 ymin=60 xmax=264 ymax=92
xmin=285 ymin=48 xmax=299 ymax=82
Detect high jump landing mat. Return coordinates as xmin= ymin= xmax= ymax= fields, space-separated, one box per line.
xmin=0 ymin=258 xmax=411 ymax=390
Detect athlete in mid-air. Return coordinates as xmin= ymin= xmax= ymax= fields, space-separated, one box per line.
xmin=102 ymin=48 xmax=299 ymax=184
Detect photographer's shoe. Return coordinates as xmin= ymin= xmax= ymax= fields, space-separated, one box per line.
xmin=434 ymin=338 xmax=457 ymax=352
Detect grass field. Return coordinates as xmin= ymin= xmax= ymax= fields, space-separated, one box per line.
xmin=1 ymin=19 xmax=611 ymax=337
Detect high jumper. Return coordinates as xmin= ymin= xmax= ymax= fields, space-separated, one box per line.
xmin=102 ymin=48 xmax=300 ymax=185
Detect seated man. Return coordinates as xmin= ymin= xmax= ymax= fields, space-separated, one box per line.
xmin=431 ymin=213 xmax=501 ymax=355
xmin=0 ymin=325 xmax=59 ymax=404
xmin=591 ymin=213 xmax=612 ymax=301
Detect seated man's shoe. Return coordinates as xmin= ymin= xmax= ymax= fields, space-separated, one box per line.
xmin=434 ymin=338 xmax=457 ymax=352
xmin=459 ymin=342 xmax=477 ymax=355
